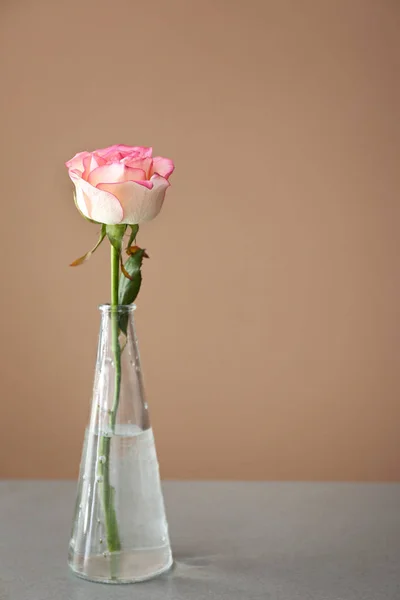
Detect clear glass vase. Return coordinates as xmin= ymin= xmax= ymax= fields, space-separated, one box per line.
xmin=68 ymin=305 xmax=173 ymax=584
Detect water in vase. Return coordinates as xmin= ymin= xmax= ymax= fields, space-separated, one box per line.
xmin=69 ymin=424 xmax=172 ymax=583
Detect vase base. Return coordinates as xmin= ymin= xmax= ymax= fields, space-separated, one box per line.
xmin=68 ymin=547 xmax=173 ymax=584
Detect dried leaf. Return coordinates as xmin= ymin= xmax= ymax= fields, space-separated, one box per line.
xmin=120 ymin=255 xmax=133 ymax=281
xmin=126 ymin=245 xmax=149 ymax=258
xmin=70 ymin=225 xmax=106 ymax=266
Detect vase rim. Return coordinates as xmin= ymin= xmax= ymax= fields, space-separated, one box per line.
xmin=98 ymin=304 xmax=136 ymax=313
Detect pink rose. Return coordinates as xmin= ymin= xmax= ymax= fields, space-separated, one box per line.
xmin=66 ymin=145 xmax=174 ymax=225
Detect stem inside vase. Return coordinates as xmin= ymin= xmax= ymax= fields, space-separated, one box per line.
xmin=97 ymin=245 xmax=123 ymax=578
xmin=109 ymin=244 xmax=122 ymax=431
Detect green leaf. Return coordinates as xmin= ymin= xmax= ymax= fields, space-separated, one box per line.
xmin=118 ymin=249 xmax=146 ymax=335
xmin=126 ymin=225 xmax=139 ymax=249
xmin=106 ymin=224 xmax=127 ymax=253
xmin=70 ymin=224 xmax=106 ymax=266
xmin=118 ymin=249 xmax=146 ymax=305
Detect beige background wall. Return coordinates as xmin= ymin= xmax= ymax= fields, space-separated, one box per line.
xmin=0 ymin=0 xmax=399 ymax=480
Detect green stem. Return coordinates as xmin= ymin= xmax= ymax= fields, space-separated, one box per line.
xmin=110 ymin=245 xmax=122 ymax=431
xmin=98 ymin=437 xmax=120 ymax=550
xmin=97 ymin=244 xmax=122 ymax=578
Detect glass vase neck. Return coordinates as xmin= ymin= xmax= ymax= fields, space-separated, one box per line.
xmin=99 ymin=304 xmax=137 ymax=314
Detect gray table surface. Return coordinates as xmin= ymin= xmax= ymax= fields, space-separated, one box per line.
xmin=0 ymin=481 xmax=399 ymax=599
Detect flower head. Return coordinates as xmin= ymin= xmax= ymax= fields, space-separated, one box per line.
xmin=66 ymin=145 xmax=174 ymax=224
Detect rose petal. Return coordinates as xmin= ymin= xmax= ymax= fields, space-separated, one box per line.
xmin=97 ymin=174 xmax=169 ymax=224
xmin=70 ymin=173 xmax=123 ymax=224
xmin=65 ymin=151 xmax=91 ymax=174
xmin=122 ymin=167 xmax=147 ymax=182
xmin=95 ymin=144 xmax=123 ymax=158
xmin=72 ymin=179 xmax=91 ymax=220
xmin=95 ymin=144 xmax=153 ymax=160
xmin=151 ymin=157 xmax=175 ymax=179
xmin=121 ymin=156 xmax=152 ymax=178
xmin=82 ymin=154 xmax=106 ymax=181
xmin=117 ymin=144 xmax=153 ymax=157
xmin=125 ymin=145 xmax=153 ymax=158
xmin=89 ymin=164 xmax=147 ymax=187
